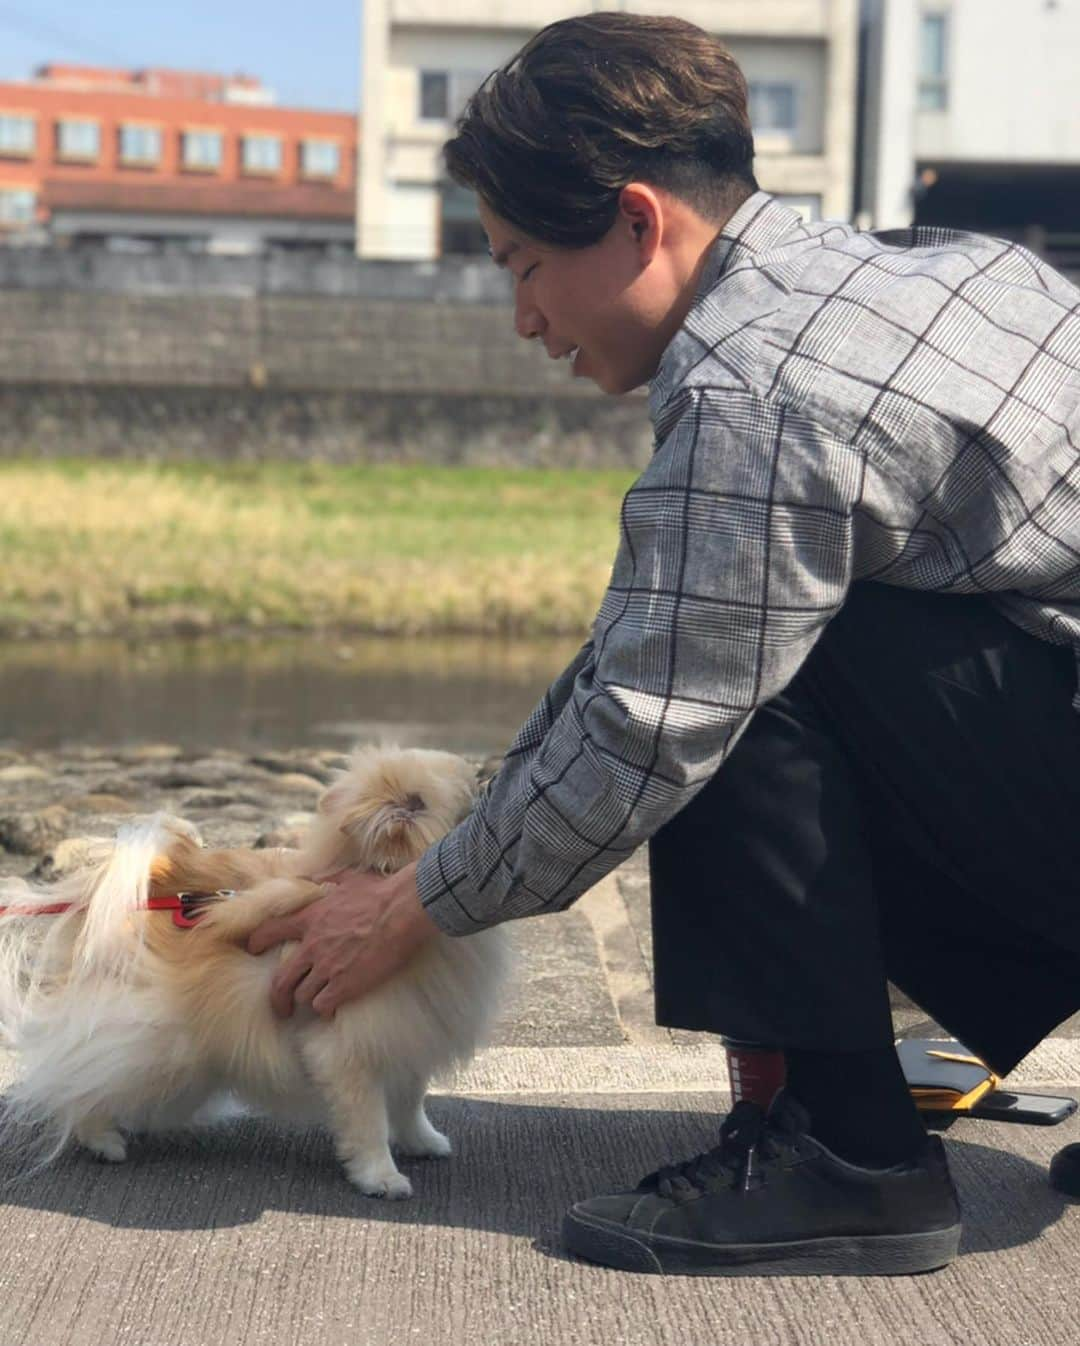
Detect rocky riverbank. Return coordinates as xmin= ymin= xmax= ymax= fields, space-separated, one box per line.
xmin=0 ymin=742 xmax=495 ymax=882
xmin=0 ymin=740 xmax=642 ymax=1053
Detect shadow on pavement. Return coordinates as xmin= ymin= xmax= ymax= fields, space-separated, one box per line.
xmin=0 ymin=1094 xmax=1068 ymax=1263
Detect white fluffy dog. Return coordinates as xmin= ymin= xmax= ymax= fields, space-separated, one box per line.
xmin=0 ymin=746 xmax=509 ymax=1199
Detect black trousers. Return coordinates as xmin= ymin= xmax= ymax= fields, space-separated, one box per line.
xmin=648 ymin=582 xmax=1080 ymax=1077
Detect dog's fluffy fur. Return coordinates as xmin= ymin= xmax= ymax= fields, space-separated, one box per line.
xmin=0 ymin=746 xmax=509 ymax=1198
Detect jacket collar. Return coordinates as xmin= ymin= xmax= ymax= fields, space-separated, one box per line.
xmin=648 ymin=191 xmax=808 ymax=425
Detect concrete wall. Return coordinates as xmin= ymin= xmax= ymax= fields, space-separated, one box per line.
xmin=0 ymin=286 xmax=594 ymax=394
xmin=0 ymin=384 xmax=651 ymax=467
xmin=0 ymin=247 xmax=651 ymax=466
xmin=0 ymin=244 xmax=508 ymax=301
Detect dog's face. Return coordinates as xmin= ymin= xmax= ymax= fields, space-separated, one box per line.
xmin=314 ymin=748 xmax=477 ymax=875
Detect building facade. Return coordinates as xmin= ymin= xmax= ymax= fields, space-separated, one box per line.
xmin=0 ymin=65 xmax=357 ymax=252
xmin=859 ymin=0 xmax=1080 ymax=274
xmin=359 ymin=0 xmax=859 ymax=260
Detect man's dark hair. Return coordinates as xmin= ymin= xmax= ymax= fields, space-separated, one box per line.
xmin=443 ymin=12 xmax=758 ymax=249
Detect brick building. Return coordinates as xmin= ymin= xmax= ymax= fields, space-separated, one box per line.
xmin=0 ymin=65 xmax=357 ymax=252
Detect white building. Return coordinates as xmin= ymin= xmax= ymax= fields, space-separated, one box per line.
xmin=859 ymin=0 xmax=1080 ymax=271
xmin=359 ymin=0 xmax=859 ymax=259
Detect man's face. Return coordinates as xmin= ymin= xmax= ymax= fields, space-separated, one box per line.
xmin=478 ymin=196 xmax=684 ymax=396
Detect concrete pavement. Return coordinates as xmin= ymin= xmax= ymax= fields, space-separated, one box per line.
xmin=2 ymin=851 xmax=1080 ymax=1346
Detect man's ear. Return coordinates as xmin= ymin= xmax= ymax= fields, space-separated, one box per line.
xmin=617 ymin=182 xmax=664 ymax=263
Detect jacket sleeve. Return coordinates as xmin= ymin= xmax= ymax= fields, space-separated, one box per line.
xmin=415 ymin=388 xmax=862 ymax=933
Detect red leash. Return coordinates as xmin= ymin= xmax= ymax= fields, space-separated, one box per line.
xmin=0 ymin=893 xmax=217 ymax=929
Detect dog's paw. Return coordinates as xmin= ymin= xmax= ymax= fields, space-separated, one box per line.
xmin=395 ymin=1126 xmax=452 ymax=1159
xmin=78 ymin=1127 xmax=128 ymax=1163
xmin=345 ymin=1159 xmax=413 ymax=1200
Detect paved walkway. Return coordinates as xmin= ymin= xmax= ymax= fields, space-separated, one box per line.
xmin=2 ymin=853 xmax=1079 ymax=1346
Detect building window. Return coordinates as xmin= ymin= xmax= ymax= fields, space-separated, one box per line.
xmin=440 ymin=179 xmax=487 ymax=255
xmin=0 ymin=187 xmax=36 ymax=224
xmin=119 ymin=124 xmax=162 ymax=165
xmin=419 ymin=70 xmax=487 ymax=124
xmin=749 ymin=82 xmax=798 ymax=134
xmin=182 ymin=130 xmax=223 ymax=170
xmin=301 ymin=138 xmax=340 ymax=178
xmin=56 ymin=119 xmax=100 ymax=161
xmin=919 ymin=12 xmax=949 ymax=111
xmin=241 ymin=134 xmax=283 ymax=174
xmin=420 ymin=71 xmax=449 ymax=120
xmin=0 ymin=114 xmax=35 ymax=156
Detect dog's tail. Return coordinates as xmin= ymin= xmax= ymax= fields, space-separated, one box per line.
xmin=0 ymin=813 xmax=188 ymax=1043
xmin=0 ymin=813 xmax=195 ymax=1167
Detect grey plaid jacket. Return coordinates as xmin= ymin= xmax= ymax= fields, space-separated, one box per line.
xmin=416 ymin=190 xmax=1080 ymax=935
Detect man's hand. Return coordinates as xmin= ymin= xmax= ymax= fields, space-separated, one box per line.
xmin=245 ymin=860 xmax=438 ymax=1019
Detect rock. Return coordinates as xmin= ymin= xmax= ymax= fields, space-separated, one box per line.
xmin=142 ymin=759 xmax=256 ymax=790
xmin=62 ymin=793 xmax=138 ymax=815
xmin=119 ymin=744 xmax=185 ymax=763
xmin=181 ymin=790 xmax=267 ymax=812
xmin=30 ymin=834 xmax=113 ymax=880
xmin=256 ymin=812 xmax=314 ymax=850
xmin=179 ymin=819 xmax=258 ymax=849
xmin=220 ymin=803 xmax=266 ymax=822
xmin=313 ymin=751 xmax=350 ymax=771
xmin=55 ymin=759 xmax=114 ymax=775
xmin=88 ymin=777 xmax=143 ymax=799
xmin=0 ymin=764 xmax=50 ymax=785
xmin=255 ymin=827 xmax=305 ymax=850
xmin=0 ymin=805 xmax=72 ymax=855
xmin=250 ymin=753 xmax=336 ymax=785
xmin=63 ymin=746 xmax=121 ymax=763
xmin=273 ymin=773 xmax=325 ymax=796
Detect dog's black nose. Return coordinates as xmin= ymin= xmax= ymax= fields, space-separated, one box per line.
xmin=404 ymin=793 xmax=425 ymax=813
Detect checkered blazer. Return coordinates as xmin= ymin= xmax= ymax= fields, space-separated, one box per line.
xmin=416 ymin=191 xmax=1080 ymax=934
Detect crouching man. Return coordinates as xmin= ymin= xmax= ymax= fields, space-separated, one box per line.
xmin=252 ymin=13 xmax=1080 ymax=1277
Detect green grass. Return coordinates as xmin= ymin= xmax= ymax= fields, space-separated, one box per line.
xmin=0 ymin=460 xmax=636 ymax=638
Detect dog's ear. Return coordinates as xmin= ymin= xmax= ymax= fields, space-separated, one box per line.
xmin=317 ymin=781 xmax=355 ymax=818
xmin=336 ymin=805 xmax=368 ymax=839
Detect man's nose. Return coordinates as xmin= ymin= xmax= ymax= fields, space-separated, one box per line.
xmin=514 ymin=292 xmax=546 ymax=342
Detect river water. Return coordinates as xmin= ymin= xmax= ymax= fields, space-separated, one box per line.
xmin=0 ymin=633 xmax=583 ymax=757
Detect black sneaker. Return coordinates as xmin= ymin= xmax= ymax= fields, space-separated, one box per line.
xmin=562 ymin=1091 xmax=961 ymax=1276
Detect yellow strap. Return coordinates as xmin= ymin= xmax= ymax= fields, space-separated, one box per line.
xmin=910 ymin=1049 xmax=1001 ymax=1111
xmin=924 ymin=1049 xmax=985 ymax=1067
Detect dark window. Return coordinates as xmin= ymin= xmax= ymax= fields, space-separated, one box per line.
xmin=749 ymin=82 xmax=798 ymax=133
xmin=919 ymin=13 xmax=949 ymax=111
xmin=440 ymin=179 xmax=487 ymax=255
xmin=420 ymin=71 xmax=449 ymax=120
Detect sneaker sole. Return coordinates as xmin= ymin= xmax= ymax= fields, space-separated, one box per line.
xmin=562 ymin=1208 xmax=962 ymax=1277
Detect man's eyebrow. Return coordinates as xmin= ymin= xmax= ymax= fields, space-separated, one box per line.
xmin=489 ymin=241 xmax=520 ymax=268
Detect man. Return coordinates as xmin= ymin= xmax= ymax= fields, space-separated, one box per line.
xmin=248 ymin=13 xmax=1080 ymax=1276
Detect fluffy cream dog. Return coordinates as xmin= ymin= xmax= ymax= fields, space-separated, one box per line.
xmin=0 ymin=747 xmax=509 ymax=1198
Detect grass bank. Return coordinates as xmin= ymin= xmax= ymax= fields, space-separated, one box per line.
xmin=0 ymin=460 xmax=636 ymax=638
